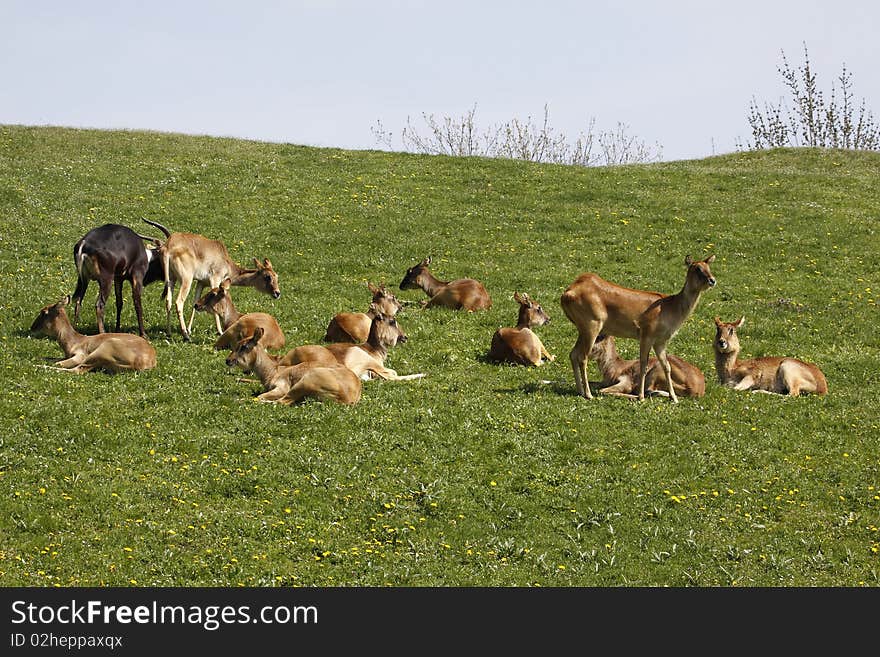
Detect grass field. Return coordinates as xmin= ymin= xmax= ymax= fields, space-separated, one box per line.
xmin=0 ymin=125 xmax=877 ymax=586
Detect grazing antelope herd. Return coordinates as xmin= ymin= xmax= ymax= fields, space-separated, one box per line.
xmin=28 ymin=218 xmax=828 ymax=405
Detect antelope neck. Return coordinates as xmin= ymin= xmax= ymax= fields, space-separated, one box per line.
xmin=215 ymin=298 xmax=242 ymax=330
xmin=52 ymin=313 xmax=86 ymax=356
xmin=714 ymin=349 xmax=740 ymax=382
xmin=418 ymin=270 xmax=448 ymax=297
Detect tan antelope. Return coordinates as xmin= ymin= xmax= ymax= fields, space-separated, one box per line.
xmin=560 ymin=254 xmax=716 ymax=402
xmin=142 ymin=218 xmax=280 ymax=342
xmin=281 ymin=307 xmax=424 ymax=381
xmin=713 ymin=316 xmax=828 ymax=396
xmin=399 ymin=257 xmax=492 ymax=311
xmin=193 ymin=278 xmax=286 ymax=351
xmin=324 ymin=282 xmax=403 ymax=343
xmin=30 ymin=296 xmax=156 ymax=373
xmin=487 ymin=292 xmax=555 ymax=366
xmin=226 ymin=328 xmax=361 ymax=405
xmin=589 ymin=334 xmax=705 ymax=398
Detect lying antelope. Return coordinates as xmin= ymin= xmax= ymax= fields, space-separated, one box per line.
xmin=713 ymin=316 xmax=828 ymax=396
xmin=561 ymin=254 xmax=716 ymax=402
xmin=487 ymin=292 xmax=555 ymax=366
xmin=226 ymin=328 xmax=361 ymax=405
xmin=589 ymin=334 xmax=705 ymax=398
xmin=142 ymin=218 xmax=280 ymax=342
xmin=324 ymin=282 xmax=402 ymax=343
xmin=399 ymin=257 xmax=492 ymax=311
xmin=30 ymin=296 xmax=156 ymax=373
xmin=193 ymin=278 xmax=285 ymax=351
xmin=281 ymin=307 xmax=424 ymax=381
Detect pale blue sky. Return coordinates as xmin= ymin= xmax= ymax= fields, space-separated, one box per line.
xmin=3 ymin=0 xmax=878 ymax=161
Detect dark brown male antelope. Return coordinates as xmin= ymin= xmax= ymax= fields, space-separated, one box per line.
xmin=142 ymin=218 xmax=280 ymax=342
xmin=281 ymin=307 xmax=424 ymax=381
xmin=487 ymin=292 xmax=554 ymax=366
xmin=71 ymin=223 xmax=166 ymax=338
xmin=30 ymin=296 xmax=157 ymax=373
xmin=561 ymin=254 xmax=716 ymax=402
xmin=193 ymin=278 xmax=286 ymax=351
xmin=399 ymin=257 xmax=491 ymax=311
xmin=226 ymin=328 xmax=361 ymax=405
xmin=589 ymin=334 xmax=705 ymax=398
xmin=713 ymin=316 xmax=827 ymax=396
xmin=324 ymin=282 xmax=402 ymax=343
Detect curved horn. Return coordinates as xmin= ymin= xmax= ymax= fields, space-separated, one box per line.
xmin=142 ymin=217 xmax=171 ymax=238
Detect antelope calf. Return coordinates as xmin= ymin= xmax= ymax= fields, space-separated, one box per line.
xmin=30 ymin=296 xmax=156 ymax=373
xmin=487 ymin=292 xmax=555 ymax=366
xmin=589 ymin=334 xmax=705 ymax=398
xmin=324 ymin=282 xmax=402 ymax=343
xmin=72 ymin=223 xmax=166 ymax=338
xmin=561 ymin=254 xmax=716 ymax=402
xmin=281 ymin=307 xmax=423 ymax=381
xmin=193 ymin=278 xmax=286 ymax=351
xmin=399 ymin=257 xmax=491 ymax=311
xmin=142 ymin=218 xmax=281 ymax=341
xmin=226 ymin=328 xmax=361 ymax=405
xmin=713 ymin=316 xmax=827 ymax=396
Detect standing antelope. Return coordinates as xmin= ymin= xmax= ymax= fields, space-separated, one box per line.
xmin=71 ymin=223 xmax=166 ymax=338
xmin=30 ymin=296 xmax=157 ymax=373
xmin=281 ymin=307 xmax=424 ymax=381
xmin=487 ymin=292 xmax=555 ymax=366
xmin=324 ymin=282 xmax=402 ymax=343
xmin=561 ymin=254 xmax=716 ymax=402
xmin=589 ymin=334 xmax=705 ymax=398
xmin=713 ymin=316 xmax=828 ymax=396
xmin=142 ymin=218 xmax=280 ymax=342
xmin=226 ymin=328 xmax=361 ymax=405
xmin=193 ymin=278 xmax=286 ymax=351
xmin=399 ymin=257 xmax=492 ymax=311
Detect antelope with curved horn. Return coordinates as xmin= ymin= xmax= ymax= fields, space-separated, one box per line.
xmin=487 ymin=292 xmax=554 ymax=366
xmin=226 ymin=328 xmax=361 ymax=405
xmin=589 ymin=333 xmax=705 ymax=398
xmin=142 ymin=218 xmax=280 ymax=342
xmin=713 ymin=316 xmax=827 ymax=396
xmin=560 ymin=254 xmax=716 ymax=402
xmin=324 ymin=282 xmax=402 ymax=343
xmin=399 ymin=257 xmax=491 ymax=311
xmin=193 ymin=278 xmax=286 ymax=351
xmin=30 ymin=296 xmax=157 ymax=373
xmin=71 ymin=223 xmax=166 ymax=338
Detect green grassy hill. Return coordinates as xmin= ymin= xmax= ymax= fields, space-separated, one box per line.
xmin=0 ymin=125 xmax=877 ymax=586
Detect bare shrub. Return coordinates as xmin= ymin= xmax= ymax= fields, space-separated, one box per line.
xmin=740 ymin=43 xmax=880 ymax=151
xmin=373 ymin=104 xmax=662 ymax=166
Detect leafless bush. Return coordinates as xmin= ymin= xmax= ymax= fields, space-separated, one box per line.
xmin=740 ymin=43 xmax=880 ymax=151
xmin=372 ymin=104 xmax=662 ymax=166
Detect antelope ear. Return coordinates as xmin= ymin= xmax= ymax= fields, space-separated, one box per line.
xmin=685 ymin=255 xmax=694 ymax=266
xmin=61 ymin=295 xmax=71 ymax=307
xmin=253 ymin=327 xmax=265 ymax=340
xmin=513 ymin=291 xmax=522 ymax=303
xmin=735 ymin=316 xmax=745 ymax=328
xmin=367 ymin=282 xmax=380 ymax=294
xmin=422 ymin=256 xmax=431 ymax=266
xmin=263 ymin=258 xmax=272 ymax=269
xmin=705 ymin=254 xmax=716 ymax=264
xmin=221 ymin=278 xmax=232 ymax=290
xmin=714 ymin=316 xmax=722 ymax=327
